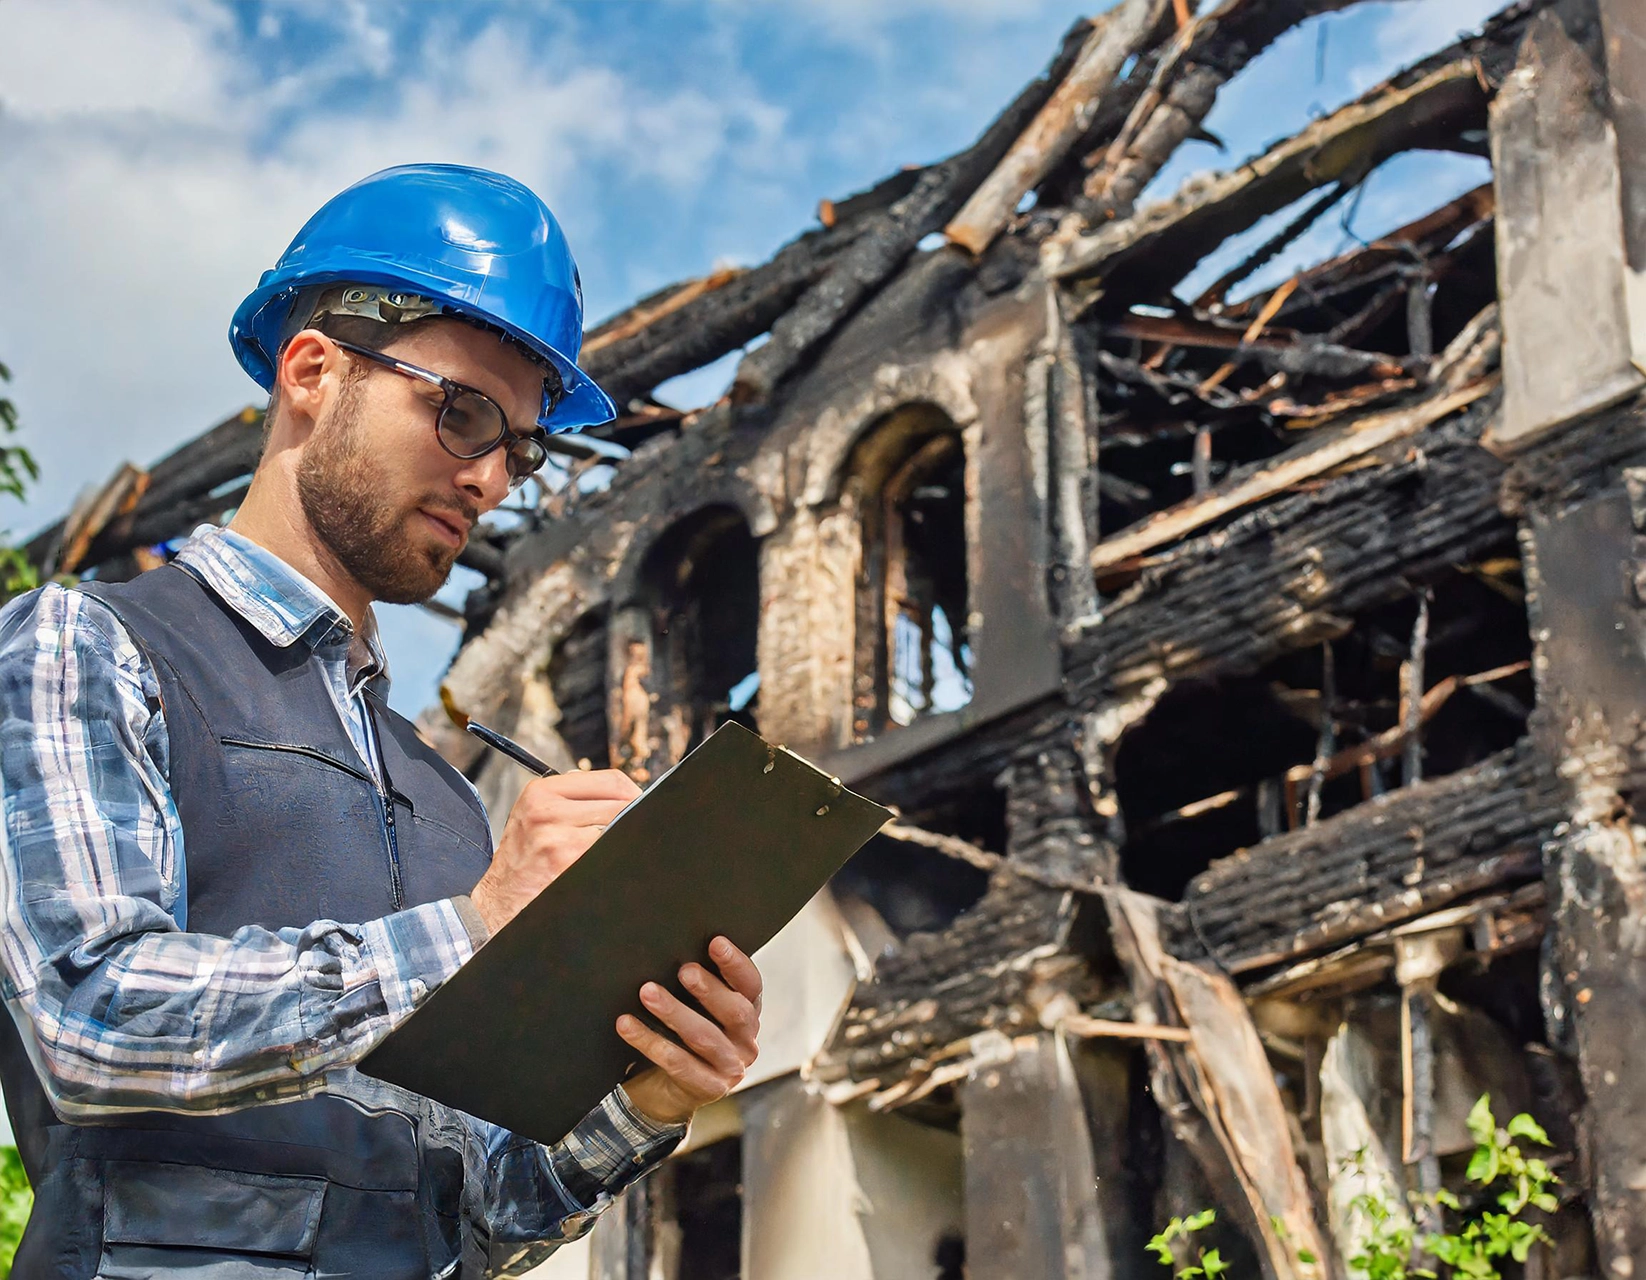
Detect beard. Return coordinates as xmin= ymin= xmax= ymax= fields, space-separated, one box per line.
xmin=295 ymin=380 xmax=477 ymax=605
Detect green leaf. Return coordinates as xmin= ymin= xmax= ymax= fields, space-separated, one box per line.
xmin=1530 ymin=1192 xmax=1559 ymax=1214
xmin=1185 ymin=1210 xmax=1217 ymax=1232
xmin=0 ymin=1145 xmax=32 ymax=1274
xmin=1298 ymin=1249 xmax=1319 ymax=1265
xmin=1467 ymin=1144 xmax=1500 ymax=1185
xmin=1200 ymin=1248 xmax=1228 ymax=1280
xmin=1506 ymin=1114 xmax=1550 ymax=1146
xmin=1466 ymin=1094 xmax=1497 ymax=1146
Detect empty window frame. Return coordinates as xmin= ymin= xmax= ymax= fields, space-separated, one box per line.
xmin=1113 ymin=559 xmax=1534 ymax=899
xmin=846 ymin=404 xmax=973 ymax=741
xmin=627 ymin=506 xmax=761 ymax=775
xmin=547 ymin=609 xmax=612 ymax=769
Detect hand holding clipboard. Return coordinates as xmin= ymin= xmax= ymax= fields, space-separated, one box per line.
xmin=361 ymin=721 xmax=889 ymax=1145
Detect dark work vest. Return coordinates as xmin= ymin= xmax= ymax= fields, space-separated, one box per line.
xmin=0 ymin=563 xmax=495 ymax=1278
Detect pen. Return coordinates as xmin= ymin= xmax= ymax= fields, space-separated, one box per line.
xmin=465 ymin=720 xmax=561 ymax=777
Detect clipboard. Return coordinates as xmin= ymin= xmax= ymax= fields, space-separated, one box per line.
xmin=360 ymin=721 xmax=890 ymax=1145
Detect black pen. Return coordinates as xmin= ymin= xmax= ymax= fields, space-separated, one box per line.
xmin=465 ymin=720 xmax=561 ymax=777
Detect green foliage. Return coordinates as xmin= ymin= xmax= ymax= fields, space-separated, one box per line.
xmin=1147 ymin=1095 xmax=1558 ymax=1280
xmin=0 ymin=549 xmax=37 ymax=604
xmin=1148 ymin=1209 xmax=1229 ymax=1280
xmin=0 ymin=1145 xmax=32 ymax=1275
xmin=0 ymin=363 xmax=38 ymax=606
xmin=1344 ymin=1093 xmax=1559 ymax=1280
xmin=0 ymin=364 xmax=38 ymax=505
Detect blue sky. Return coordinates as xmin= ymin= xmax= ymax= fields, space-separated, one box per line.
xmin=0 ymin=0 xmax=1505 ymax=718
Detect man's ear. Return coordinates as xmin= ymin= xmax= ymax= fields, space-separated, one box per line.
xmin=272 ymin=330 xmax=340 ymax=440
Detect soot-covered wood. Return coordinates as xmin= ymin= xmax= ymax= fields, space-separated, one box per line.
xmin=1169 ymin=740 xmax=1563 ymax=972
xmin=1065 ymin=398 xmax=1512 ymax=704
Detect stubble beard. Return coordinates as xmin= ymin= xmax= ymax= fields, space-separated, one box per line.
xmin=295 ymin=381 xmax=470 ymax=605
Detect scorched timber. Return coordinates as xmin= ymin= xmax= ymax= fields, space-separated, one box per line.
xmin=1083 ymin=0 xmax=1370 ymax=222
xmin=730 ymin=16 xmax=1097 ymax=404
xmin=1053 ymin=1 xmax=1539 ymax=296
xmin=830 ymin=874 xmax=1084 ymax=1082
xmin=1066 ymin=396 xmax=1513 ymax=702
xmin=1168 ymin=740 xmax=1565 ymax=973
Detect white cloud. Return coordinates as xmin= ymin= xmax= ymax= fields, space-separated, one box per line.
xmin=0 ymin=0 xmax=233 ymax=121
xmin=0 ymin=0 xmax=799 ymax=711
xmin=702 ymin=0 xmax=1065 ymax=61
xmin=0 ymin=0 xmax=792 ymax=530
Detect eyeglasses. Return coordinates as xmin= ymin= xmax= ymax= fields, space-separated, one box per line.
xmin=330 ymin=339 xmax=549 ymax=491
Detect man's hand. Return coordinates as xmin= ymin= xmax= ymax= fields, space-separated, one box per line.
xmin=618 ymin=937 xmax=763 ymax=1127
xmin=468 ymin=769 xmax=640 ymax=937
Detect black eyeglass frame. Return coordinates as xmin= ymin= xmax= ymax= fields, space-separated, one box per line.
xmin=329 ymin=338 xmax=550 ymax=490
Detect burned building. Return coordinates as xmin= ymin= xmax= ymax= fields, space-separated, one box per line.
xmin=28 ymin=0 xmax=1646 ymax=1275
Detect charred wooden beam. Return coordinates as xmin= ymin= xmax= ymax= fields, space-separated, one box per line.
xmin=830 ymin=873 xmax=1083 ymax=1080
xmin=25 ymin=406 xmax=265 ymax=573
xmin=945 ymin=0 xmax=1173 ymax=256
xmin=1191 ymin=182 xmax=1353 ymax=308
xmin=1088 ymin=379 xmax=1493 ymax=573
xmin=581 ymin=153 xmax=988 ymax=413
xmin=1052 ymin=1 xmax=1542 ymax=299
xmin=1055 ymin=58 xmax=1489 ymax=295
xmin=582 ymin=268 xmax=745 ymax=356
xmin=1105 ymin=889 xmax=1330 ymax=1280
xmin=1169 ymin=740 xmax=1563 ymax=973
xmin=1063 ymin=384 xmax=1572 ymax=705
xmin=583 ymin=223 xmax=862 ymax=412
xmin=729 ymin=17 xmax=1098 ymax=405
xmin=1084 ymin=0 xmax=1369 ymax=223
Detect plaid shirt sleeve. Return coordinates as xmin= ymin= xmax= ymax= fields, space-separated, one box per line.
xmin=0 ymin=582 xmax=478 ymax=1113
xmin=0 ymin=580 xmax=687 ymax=1251
xmin=479 ymin=1087 xmax=685 ymax=1274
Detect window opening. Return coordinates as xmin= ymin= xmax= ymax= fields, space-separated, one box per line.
xmin=847 ymin=404 xmax=973 ymax=741
xmin=1114 ymin=559 xmax=1533 ymax=899
xmin=546 ymin=609 xmax=611 ymax=769
xmin=635 ymin=506 xmax=761 ymax=771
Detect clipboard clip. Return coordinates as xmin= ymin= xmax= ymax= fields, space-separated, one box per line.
xmin=816 ymin=776 xmax=843 ymax=817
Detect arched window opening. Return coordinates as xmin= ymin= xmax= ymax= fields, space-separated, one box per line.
xmin=547 ymin=609 xmax=611 ymax=769
xmin=846 ymin=404 xmax=973 ymax=742
xmin=620 ymin=506 xmax=760 ymax=779
xmin=1114 ymin=558 xmax=1533 ymax=900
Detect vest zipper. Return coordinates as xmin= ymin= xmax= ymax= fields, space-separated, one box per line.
xmin=381 ymin=785 xmax=404 ymax=912
xmin=363 ymin=702 xmax=406 ymax=913
xmin=221 ymin=736 xmax=406 ymax=911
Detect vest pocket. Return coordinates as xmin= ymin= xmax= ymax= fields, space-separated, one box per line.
xmin=99 ymin=1160 xmax=325 ymax=1278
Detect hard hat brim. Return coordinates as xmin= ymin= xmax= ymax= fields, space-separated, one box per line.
xmin=231 ymin=268 xmax=618 ymax=433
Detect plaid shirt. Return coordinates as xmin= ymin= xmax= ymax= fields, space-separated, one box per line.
xmin=0 ymin=526 xmax=681 ymax=1273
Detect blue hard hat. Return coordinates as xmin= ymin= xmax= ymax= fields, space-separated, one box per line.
xmin=229 ymin=164 xmax=616 ymax=432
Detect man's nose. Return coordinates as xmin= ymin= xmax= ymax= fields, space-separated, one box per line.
xmin=453 ymin=444 xmax=514 ymax=512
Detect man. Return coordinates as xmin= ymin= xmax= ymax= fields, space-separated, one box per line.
xmin=0 ymin=164 xmax=762 ymax=1277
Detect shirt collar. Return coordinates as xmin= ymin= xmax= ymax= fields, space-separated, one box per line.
xmin=173 ymin=525 xmax=389 ymax=685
